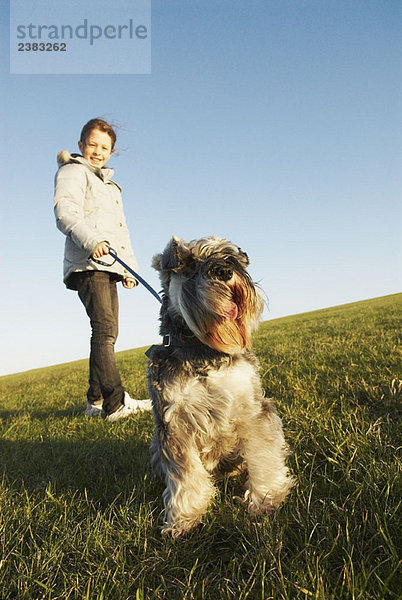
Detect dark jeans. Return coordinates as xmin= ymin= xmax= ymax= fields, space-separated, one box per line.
xmin=75 ymin=271 xmax=125 ymax=415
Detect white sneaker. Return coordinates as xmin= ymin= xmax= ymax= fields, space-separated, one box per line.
xmin=85 ymin=399 xmax=103 ymax=417
xmin=105 ymin=392 xmax=152 ymax=422
xmin=136 ymin=398 xmax=153 ymax=411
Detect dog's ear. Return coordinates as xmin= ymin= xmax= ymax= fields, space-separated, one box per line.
xmin=237 ymin=247 xmax=250 ymax=268
xmin=152 ymin=236 xmax=190 ymax=273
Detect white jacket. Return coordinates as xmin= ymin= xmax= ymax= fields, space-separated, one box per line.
xmin=54 ymin=151 xmax=138 ymax=288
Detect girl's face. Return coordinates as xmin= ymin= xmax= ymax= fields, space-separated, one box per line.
xmin=78 ymin=128 xmax=113 ymax=168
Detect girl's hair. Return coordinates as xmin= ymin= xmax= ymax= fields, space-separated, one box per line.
xmin=80 ymin=118 xmax=117 ymax=150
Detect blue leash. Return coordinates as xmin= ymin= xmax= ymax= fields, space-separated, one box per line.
xmin=91 ymin=247 xmax=162 ymax=304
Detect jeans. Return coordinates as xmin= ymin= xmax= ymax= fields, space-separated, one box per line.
xmin=75 ymin=271 xmax=125 ymax=415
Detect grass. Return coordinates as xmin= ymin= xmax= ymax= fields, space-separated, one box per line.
xmin=0 ymin=293 xmax=401 ymax=599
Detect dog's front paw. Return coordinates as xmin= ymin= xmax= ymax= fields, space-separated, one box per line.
xmin=161 ymin=517 xmax=202 ymax=539
xmin=244 ymin=489 xmax=275 ymax=515
xmin=245 ymin=476 xmax=295 ymax=515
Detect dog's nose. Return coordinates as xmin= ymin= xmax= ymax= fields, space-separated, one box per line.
xmin=210 ymin=266 xmax=233 ymax=281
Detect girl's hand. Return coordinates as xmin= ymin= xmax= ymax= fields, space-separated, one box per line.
xmin=123 ymin=277 xmax=138 ymax=289
xmin=91 ymin=241 xmax=110 ymax=259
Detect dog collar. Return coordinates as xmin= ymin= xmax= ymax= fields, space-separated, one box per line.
xmin=145 ymin=333 xmax=203 ymax=358
xmin=162 ymin=333 xmax=203 ymax=348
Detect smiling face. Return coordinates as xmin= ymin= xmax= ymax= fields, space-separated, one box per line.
xmin=78 ymin=128 xmax=113 ymax=168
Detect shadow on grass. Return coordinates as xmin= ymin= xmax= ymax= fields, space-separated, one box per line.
xmin=0 ymin=408 xmax=84 ymax=421
xmin=0 ymin=434 xmax=158 ymax=509
xmin=350 ymin=380 xmax=402 ymax=420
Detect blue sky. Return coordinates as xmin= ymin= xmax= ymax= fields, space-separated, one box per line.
xmin=0 ymin=0 xmax=401 ymax=376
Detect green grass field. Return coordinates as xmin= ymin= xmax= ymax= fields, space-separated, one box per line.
xmin=0 ymin=294 xmax=400 ymax=599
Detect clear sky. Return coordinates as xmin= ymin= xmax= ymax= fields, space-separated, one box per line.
xmin=0 ymin=0 xmax=401 ymax=376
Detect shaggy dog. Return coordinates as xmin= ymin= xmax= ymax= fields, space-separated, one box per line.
xmin=147 ymin=236 xmax=294 ymax=537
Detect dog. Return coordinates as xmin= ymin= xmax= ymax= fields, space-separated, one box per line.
xmin=147 ymin=236 xmax=294 ymax=537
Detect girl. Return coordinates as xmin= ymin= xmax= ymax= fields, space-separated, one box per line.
xmin=54 ymin=118 xmax=151 ymax=421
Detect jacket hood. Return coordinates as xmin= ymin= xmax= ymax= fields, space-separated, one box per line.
xmin=56 ymin=150 xmax=117 ymax=185
xmin=57 ymin=150 xmax=74 ymax=167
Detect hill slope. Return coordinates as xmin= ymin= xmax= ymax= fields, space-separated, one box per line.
xmin=0 ymin=293 xmax=400 ymax=599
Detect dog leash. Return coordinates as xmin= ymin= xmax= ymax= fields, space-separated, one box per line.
xmin=90 ymin=247 xmax=162 ymax=304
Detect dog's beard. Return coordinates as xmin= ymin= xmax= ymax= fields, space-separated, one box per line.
xmin=170 ymin=271 xmax=263 ymax=353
